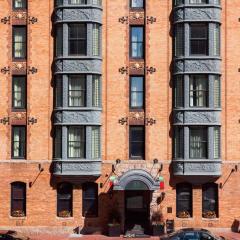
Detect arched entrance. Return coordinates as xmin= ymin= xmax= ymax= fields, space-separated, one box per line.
xmin=113 ymin=170 xmax=160 ymax=236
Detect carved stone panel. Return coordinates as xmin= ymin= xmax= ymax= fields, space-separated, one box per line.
xmin=55 ymin=59 xmax=102 ymax=74
xmin=53 ymin=160 xmax=102 ymax=176
xmin=129 ymin=61 xmax=145 ymax=75
xmin=174 ymin=7 xmax=221 ymax=22
xmin=12 ymin=11 xmax=27 ymax=25
xmin=174 ymin=59 xmax=221 ymax=74
xmin=54 ymin=8 xmax=102 ymax=23
xmin=129 ymin=11 xmax=145 ymax=25
xmin=11 ymin=62 xmax=27 ymax=75
xmin=10 ymin=112 xmax=27 ymax=125
xmin=173 ymin=111 xmax=221 ymax=125
xmin=54 ymin=110 xmax=101 ymax=125
xmin=129 ymin=111 xmax=145 ymax=125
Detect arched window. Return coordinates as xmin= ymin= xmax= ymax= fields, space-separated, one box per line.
xmin=57 ymin=183 xmax=73 ymax=218
xmin=11 ymin=182 xmax=26 ymax=217
xmin=176 ymin=183 xmax=192 ymax=218
xmin=82 ymin=182 xmax=98 ymax=217
xmin=202 ymin=183 xmax=218 ymax=218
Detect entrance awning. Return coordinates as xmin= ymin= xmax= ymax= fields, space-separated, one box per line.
xmin=113 ymin=169 xmax=160 ymax=191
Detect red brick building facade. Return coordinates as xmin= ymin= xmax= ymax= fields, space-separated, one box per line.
xmin=0 ymin=0 xmax=239 ymax=235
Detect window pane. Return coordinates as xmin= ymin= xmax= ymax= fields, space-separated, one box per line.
xmin=92 ymin=75 xmax=101 ymax=107
xmin=213 ymin=24 xmax=220 ymax=56
xmin=190 ymin=128 xmax=208 ymax=159
xmin=214 ymin=127 xmax=220 ymax=159
xmin=55 ymin=76 xmax=63 ymax=108
xmin=92 ymin=0 xmax=102 ymax=5
xmin=13 ymin=0 xmax=27 ymax=9
xmin=56 ymin=25 xmax=63 ymax=57
xmin=176 ymin=183 xmax=192 ymax=218
xmin=175 ymin=24 xmax=184 ymax=57
xmin=189 ymin=75 xmax=208 ymax=107
xmin=57 ymin=183 xmax=72 ymax=217
xmin=190 ymin=24 xmax=208 ymax=55
xmin=69 ymin=24 xmax=86 ymax=55
xmin=82 ymin=183 xmax=98 ymax=217
xmin=68 ymin=127 xmax=85 ymax=158
xmin=214 ymin=76 xmax=221 ymax=108
xmin=174 ymin=76 xmax=184 ymax=108
xmin=68 ymin=0 xmax=86 ymax=4
xmin=12 ymin=126 xmax=26 ymax=158
xmin=68 ymin=75 xmax=86 ymax=107
xmin=130 ymin=126 xmax=145 ymax=159
xmin=92 ymin=127 xmax=100 ymax=159
xmin=174 ymin=127 xmax=184 ymax=159
xmin=131 ymin=27 xmax=144 ymax=58
xmin=202 ymin=183 xmax=218 ymax=218
xmin=93 ymin=24 xmax=100 ymax=56
xmin=13 ymin=27 xmax=27 ymax=59
xmin=12 ymin=76 xmax=26 ymax=109
xmin=189 ymin=0 xmax=207 ymax=3
xmin=54 ymin=127 xmax=62 ymax=158
xmin=131 ymin=0 xmax=144 ymax=8
xmin=174 ymin=0 xmax=184 ymax=5
xmin=130 ymin=77 xmax=144 ymax=108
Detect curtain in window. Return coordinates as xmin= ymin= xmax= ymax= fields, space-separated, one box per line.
xmin=202 ymin=183 xmax=218 ymax=218
xmin=214 ymin=76 xmax=221 ymax=108
xmin=13 ymin=28 xmax=26 ymax=58
xmin=175 ymin=24 xmax=184 ymax=57
xmin=13 ymin=77 xmax=25 ymax=108
xmin=92 ymin=127 xmax=100 ymax=159
xmin=92 ymin=24 xmax=100 ymax=56
xmin=190 ymin=128 xmax=207 ymax=159
xmin=213 ymin=24 xmax=220 ymax=56
xmin=92 ymin=75 xmax=100 ymax=107
xmin=174 ymin=76 xmax=184 ymax=107
xmin=57 ymin=183 xmax=73 ymax=217
xmin=174 ymin=127 xmax=184 ymax=159
xmin=69 ymin=76 xmax=85 ymax=107
xmin=213 ymin=127 xmax=220 ymax=159
xmin=11 ymin=182 xmax=26 ymax=217
xmin=68 ymin=0 xmax=86 ymax=4
xmin=13 ymin=127 xmax=25 ymax=158
xmin=68 ymin=127 xmax=85 ymax=158
xmin=189 ymin=75 xmax=208 ymax=107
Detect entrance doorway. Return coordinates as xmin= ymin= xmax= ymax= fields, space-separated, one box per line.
xmin=124 ymin=181 xmax=151 ymax=235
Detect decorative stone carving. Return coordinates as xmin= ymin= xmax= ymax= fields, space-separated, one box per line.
xmin=54 ymin=110 xmax=101 ymax=125
xmin=174 ymin=59 xmax=221 ymax=74
xmin=129 ymin=11 xmax=145 ymax=25
xmin=173 ymin=111 xmax=184 ymax=124
xmin=12 ymin=62 xmax=27 ymax=75
xmin=55 ymin=59 xmax=102 ymax=74
xmin=12 ymin=11 xmax=27 ymax=25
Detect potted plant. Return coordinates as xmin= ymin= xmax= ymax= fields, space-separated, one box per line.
xmin=151 ymin=210 xmax=165 ymax=236
xmin=108 ymin=208 xmax=121 ymax=237
xmin=202 ymin=210 xmax=217 ymax=219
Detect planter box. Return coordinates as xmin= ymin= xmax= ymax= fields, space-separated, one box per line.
xmin=108 ymin=225 xmax=121 ymax=237
xmin=152 ymin=224 xmax=165 ymax=236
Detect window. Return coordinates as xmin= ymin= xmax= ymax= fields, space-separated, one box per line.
xmin=174 ymin=127 xmax=184 ymax=159
xmin=55 ymin=25 xmax=63 ymax=57
xmin=55 ymin=76 xmax=63 ymax=108
xmin=68 ymin=24 xmax=86 ymax=56
xmin=176 ymin=183 xmax=192 ymax=218
xmin=13 ymin=0 xmax=27 ymax=9
xmin=130 ymin=126 xmax=145 ymax=159
xmin=92 ymin=0 xmax=102 ymax=5
xmin=11 ymin=182 xmax=26 ymax=217
xmin=190 ymin=23 xmax=208 ymax=55
xmin=189 ymin=0 xmax=208 ymax=3
xmin=213 ymin=127 xmax=220 ymax=159
xmin=68 ymin=126 xmax=85 ymax=158
xmin=13 ymin=27 xmax=27 ymax=59
xmin=54 ymin=127 xmax=62 ymax=159
xmin=214 ymin=76 xmax=221 ymax=108
xmin=130 ymin=27 xmax=144 ymax=58
xmin=130 ymin=76 xmax=144 ymax=109
xmin=202 ymin=183 xmax=218 ymax=218
xmin=82 ymin=182 xmax=98 ymax=217
xmin=130 ymin=0 xmax=144 ymax=8
xmin=175 ymin=24 xmax=184 ymax=57
xmin=92 ymin=127 xmax=100 ymax=159
xmin=189 ymin=75 xmax=208 ymax=107
xmin=12 ymin=76 xmax=26 ymax=109
xmin=213 ymin=24 xmax=220 ymax=56
xmin=12 ymin=126 xmax=26 ymax=159
xmin=190 ymin=127 xmax=208 ymax=159
xmin=57 ymin=183 xmax=73 ymax=218
xmin=68 ymin=75 xmax=86 ymax=107
xmin=92 ymin=75 xmax=101 ymax=107
xmin=174 ymin=76 xmax=184 ymax=108
xmin=93 ymin=24 xmax=100 ymax=56
xmin=68 ymin=0 xmax=86 ymax=4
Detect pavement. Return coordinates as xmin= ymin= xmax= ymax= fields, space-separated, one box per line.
xmin=27 ymin=232 xmax=240 ymax=240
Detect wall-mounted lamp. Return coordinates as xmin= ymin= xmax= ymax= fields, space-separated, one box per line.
xmin=153 ymin=159 xmax=158 ymax=164
xmin=116 ymin=159 xmax=121 ymax=165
